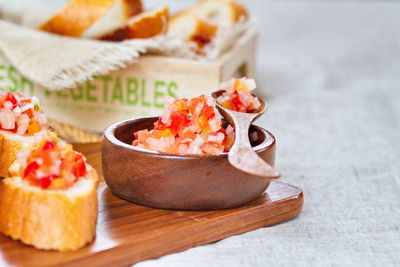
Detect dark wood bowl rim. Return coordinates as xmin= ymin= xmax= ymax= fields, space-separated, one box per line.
xmin=103 ymin=116 xmax=276 ymax=160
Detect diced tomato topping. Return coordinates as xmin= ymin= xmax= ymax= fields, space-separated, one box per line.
xmin=216 ymin=78 xmax=260 ymax=113
xmin=73 ymin=158 xmax=86 ymax=178
xmin=203 ymin=105 xmax=215 ymax=120
xmin=6 ymin=92 xmax=18 ymax=105
xmin=197 ymin=114 xmax=208 ymax=128
xmin=42 ymin=140 xmax=55 ymax=151
xmin=0 ymin=93 xmax=7 ymax=107
xmin=19 ymin=136 xmax=87 ymax=190
xmin=182 ymin=130 xmax=196 ymax=140
xmin=153 ymin=119 xmax=167 ymax=131
xmin=132 ymin=140 xmax=140 ymax=146
xmin=1 ymin=91 xmax=47 ymax=136
xmin=23 ymin=108 xmax=34 ymax=118
xmin=0 ymin=124 xmax=17 ymax=132
xmin=231 ymin=95 xmax=242 ymax=111
xmin=73 ymin=153 xmax=87 ymax=178
xmin=174 ymin=99 xmax=187 ymax=111
xmin=169 ymin=112 xmax=186 ymax=134
xmin=24 ymin=161 xmax=39 ymax=178
xmin=132 ymin=94 xmax=234 ymax=154
xmin=20 ymin=98 xmax=31 ymax=103
xmin=75 ymin=153 xmax=84 ymax=161
xmin=39 ymin=176 xmax=54 ymax=189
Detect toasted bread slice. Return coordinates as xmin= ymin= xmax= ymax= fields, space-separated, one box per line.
xmin=168 ymin=0 xmax=247 ymax=54
xmin=169 ymin=10 xmax=217 ymax=40
xmin=38 ymin=0 xmax=142 ymax=38
xmin=196 ymin=0 xmax=248 ymax=24
xmin=0 ymin=167 xmax=98 ymax=251
xmin=169 ymin=0 xmax=248 ymax=35
xmin=0 ymin=130 xmax=45 ymax=178
xmin=169 ymin=11 xmax=218 ymax=55
xmin=101 ymin=5 xmax=169 ymax=41
xmin=169 ymin=10 xmax=198 ymax=40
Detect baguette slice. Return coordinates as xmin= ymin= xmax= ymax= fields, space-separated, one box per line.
xmin=0 ymin=130 xmax=45 ymax=178
xmin=101 ymin=5 xmax=169 ymax=41
xmin=0 ymin=165 xmax=98 ymax=251
xmin=168 ymin=0 xmax=247 ymax=54
xmin=169 ymin=10 xmax=199 ymax=41
xmin=169 ymin=0 xmax=248 ymax=37
xmin=195 ymin=0 xmax=248 ymax=25
xmin=169 ymin=12 xmax=217 ymax=41
xmin=38 ymin=0 xmax=143 ymax=38
xmin=169 ymin=11 xmax=218 ymax=55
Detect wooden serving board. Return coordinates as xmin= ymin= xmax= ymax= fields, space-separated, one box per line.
xmin=0 ymin=143 xmax=303 ymax=267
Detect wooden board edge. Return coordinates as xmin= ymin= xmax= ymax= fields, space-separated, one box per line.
xmin=61 ymin=186 xmax=303 ymax=267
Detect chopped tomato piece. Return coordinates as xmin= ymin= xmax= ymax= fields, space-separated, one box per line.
xmin=6 ymin=92 xmax=18 ymax=105
xmin=203 ymin=105 xmax=215 ymax=120
xmin=42 ymin=140 xmax=55 ymax=151
xmin=39 ymin=176 xmax=53 ymax=189
xmin=24 ymin=161 xmax=39 ymax=178
xmin=23 ymin=108 xmax=34 ymax=118
xmin=73 ymin=157 xmax=87 ymax=178
xmin=0 ymin=93 xmax=7 ymax=107
xmin=231 ymin=96 xmax=242 ymax=111
xmin=169 ymin=112 xmax=186 ymax=134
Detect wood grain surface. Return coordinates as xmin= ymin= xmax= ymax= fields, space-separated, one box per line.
xmin=0 ymin=143 xmax=303 ymax=267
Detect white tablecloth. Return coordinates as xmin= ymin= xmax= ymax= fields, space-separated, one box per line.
xmin=137 ymin=1 xmax=400 ymax=266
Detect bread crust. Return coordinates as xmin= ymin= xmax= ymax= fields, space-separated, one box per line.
xmin=228 ymin=0 xmax=249 ymax=22
xmin=198 ymin=0 xmax=248 ymax=23
xmin=0 ymin=131 xmax=38 ymax=178
xmin=168 ymin=0 xmax=248 ymax=47
xmin=38 ymin=0 xmax=142 ymax=37
xmin=0 ymin=169 xmax=98 ymax=251
xmin=124 ymin=0 xmax=143 ymax=18
xmin=170 ymin=0 xmax=248 ymax=26
xmin=101 ymin=5 xmax=168 ymax=41
xmin=39 ymin=0 xmax=116 ymax=37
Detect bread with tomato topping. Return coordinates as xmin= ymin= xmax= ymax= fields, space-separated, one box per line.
xmin=0 ymin=136 xmax=98 ymax=251
xmin=0 ymin=169 xmax=98 ymax=251
xmin=0 ymin=130 xmax=45 ymax=178
xmin=0 ymin=92 xmax=48 ymax=178
xmin=38 ymin=0 xmax=143 ymax=38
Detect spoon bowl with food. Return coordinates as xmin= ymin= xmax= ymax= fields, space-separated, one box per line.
xmin=212 ymin=78 xmax=280 ymax=179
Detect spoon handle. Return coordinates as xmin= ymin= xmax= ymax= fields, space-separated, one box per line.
xmin=228 ymin=114 xmax=280 ymax=179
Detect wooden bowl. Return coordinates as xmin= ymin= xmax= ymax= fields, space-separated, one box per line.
xmin=102 ymin=117 xmax=278 ymax=210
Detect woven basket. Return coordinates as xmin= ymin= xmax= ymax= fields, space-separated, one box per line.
xmin=48 ymin=119 xmax=102 ymax=143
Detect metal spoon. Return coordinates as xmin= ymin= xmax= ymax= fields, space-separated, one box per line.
xmin=212 ymin=90 xmax=280 ymax=179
